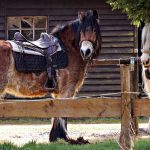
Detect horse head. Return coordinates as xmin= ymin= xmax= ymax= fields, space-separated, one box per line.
xmin=76 ymin=10 xmax=101 ymax=60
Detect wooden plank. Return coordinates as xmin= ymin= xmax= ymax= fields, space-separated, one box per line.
xmin=101 ymin=47 xmax=133 ymax=53
xmin=0 ymin=17 xmax=5 ymax=24
xmin=134 ymin=99 xmax=150 ymax=116
xmin=80 ymin=85 xmax=121 ymax=91
xmin=0 ymin=24 xmax=5 ymax=30
xmin=87 ymin=67 xmax=120 ymax=73
xmin=102 ymin=36 xmax=134 ymax=42
xmin=84 ymin=79 xmax=120 ymax=85
xmin=98 ymin=53 xmax=136 ymax=59
xmin=5 ymin=0 xmax=109 ymax=9
xmin=100 ymin=20 xmax=131 ymax=26
xmin=101 ymin=26 xmax=134 ymax=31
xmin=101 ymin=31 xmax=134 ymax=37
xmin=2 ymin=98 xmax=150 ymax=118
xmin=51 ymin=14 xmax=130 ymax=21
xmin=100 ymin=14 xmax=128 ymax=20
xmin=0 ymin=98 xmax=121 ymax=118
xmin=0 ymin=32 xmax=5 ymax=39
xmin=6 ymin=8 xmax=50 ymax=16
xmin=86 ymin=73 xmax=120 ymax=79
xmin=102 ymin=42 xmax=134 ymax=48
xmin=78 ymin=92 xmax=121 ymax=97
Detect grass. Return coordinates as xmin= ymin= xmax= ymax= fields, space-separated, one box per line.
xmin=136 ymin=139 xmax=150 ymax=150
xmin=0 ymin=139 xmax=150 ymax=150
xmin=0 ymin=140 xmax=118 ymax=150
xmin=0 ymin=118 xmax=120 ymax=125
xmin=0 ymin=117 xmax=149 ymax=125
xmin=0 ymin=117 xmax=148 ymax=125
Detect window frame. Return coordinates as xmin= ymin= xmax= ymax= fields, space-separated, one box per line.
xmin=7 ymin=16 xmax=48 ymax=40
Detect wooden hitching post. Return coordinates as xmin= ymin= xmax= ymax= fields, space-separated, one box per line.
xmin=119 ymin=64 xmax=135 ymax=150
xmin=130 ymin=58 xmax=139 ymax=135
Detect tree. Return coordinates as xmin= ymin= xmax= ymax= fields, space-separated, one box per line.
xmin=107 ymin=0 xmax=150 ymax=26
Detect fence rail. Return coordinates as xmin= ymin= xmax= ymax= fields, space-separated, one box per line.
xmin=0 ymin=98 xmax=150 ymax=118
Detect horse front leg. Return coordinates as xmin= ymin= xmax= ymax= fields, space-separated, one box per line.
xmin=49 ymin=84 xmax=76 ymax=142
xmin=49 ymin=117 xmax=68 ymax=142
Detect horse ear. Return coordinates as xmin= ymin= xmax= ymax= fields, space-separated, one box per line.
xmin=78 ymin=11 xmax=85 ymax=22
xmin=93 ymin=10 xmax=99 ymax=19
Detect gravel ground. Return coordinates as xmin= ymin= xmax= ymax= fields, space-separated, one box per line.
xmin=0 ymin=123 xmax=149 ymax=146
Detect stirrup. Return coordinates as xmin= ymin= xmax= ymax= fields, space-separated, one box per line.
xmin=44 ymin=77 xmax=57 ymax=90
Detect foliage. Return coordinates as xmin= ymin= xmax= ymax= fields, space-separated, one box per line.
xmin=107 ymin=0 xmax=150 ymax=26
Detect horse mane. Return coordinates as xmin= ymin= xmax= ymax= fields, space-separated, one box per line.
xmin=51 ymin=19 xmax=81 ymax=36
xmin=51 ymin=24 xmax=69 ymax=35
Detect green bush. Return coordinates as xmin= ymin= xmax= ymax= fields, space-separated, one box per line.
xmin=107 ymin=0 xmax=150 ymax=26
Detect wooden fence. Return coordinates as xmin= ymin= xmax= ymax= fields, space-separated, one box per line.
xmin=0 ymin=58 xmax=150 ymax=150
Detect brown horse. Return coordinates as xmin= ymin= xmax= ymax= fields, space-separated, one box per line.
xmin=0 ymin=10 xmax=101 ymax=141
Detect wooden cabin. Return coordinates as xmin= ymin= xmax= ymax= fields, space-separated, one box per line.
xmin=0 ymin=0 xmax=137 ymax=97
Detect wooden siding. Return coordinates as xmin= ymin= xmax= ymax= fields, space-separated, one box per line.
xmin=0 ymin=0 xmax=136 ymax=97
xmin=0 ymin=1 xmax=6 ymax=39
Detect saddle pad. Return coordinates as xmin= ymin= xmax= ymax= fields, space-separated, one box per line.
xmin=13 ymin=50 xmax=68 ymax=73
xmin=51 ymin=50 xmax=68 ymax=69
xmin=13 ymin=52 xmax=47 ymax=73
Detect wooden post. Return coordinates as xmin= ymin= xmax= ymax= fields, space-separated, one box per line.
xmin=119 ymin=64 xmax=135 ymax=150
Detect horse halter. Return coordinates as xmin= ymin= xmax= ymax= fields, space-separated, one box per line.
xmin=143 ymin=58 xmax=150 ymax=68
xmin=79 ymin=33 xmax=99 ymax=49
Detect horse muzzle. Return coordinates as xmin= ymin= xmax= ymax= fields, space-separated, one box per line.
xmin=80 ymin=41 xmax=94 ymax=60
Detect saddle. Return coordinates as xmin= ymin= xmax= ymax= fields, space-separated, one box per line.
xmin=14 ymin=32 xmax=53 ymax=49
xmin=11 ymin=32 xmax=68 ymax=90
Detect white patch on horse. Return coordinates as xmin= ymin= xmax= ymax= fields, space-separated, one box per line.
xmin=80 ymin=41 xmax=93 ymax=57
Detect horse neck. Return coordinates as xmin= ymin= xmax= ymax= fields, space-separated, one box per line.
xmin=59 ymin=27 xmax=76 ymax=45
xmin=59 ymin=27 xmax=88 ymax=68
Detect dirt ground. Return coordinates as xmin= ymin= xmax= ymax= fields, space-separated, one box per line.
xmin=0 ymin=123 xmax=149 ymax=146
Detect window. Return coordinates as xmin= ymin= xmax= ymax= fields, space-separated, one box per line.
xmin=7 ymin=16 xmax=47 ymax=40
